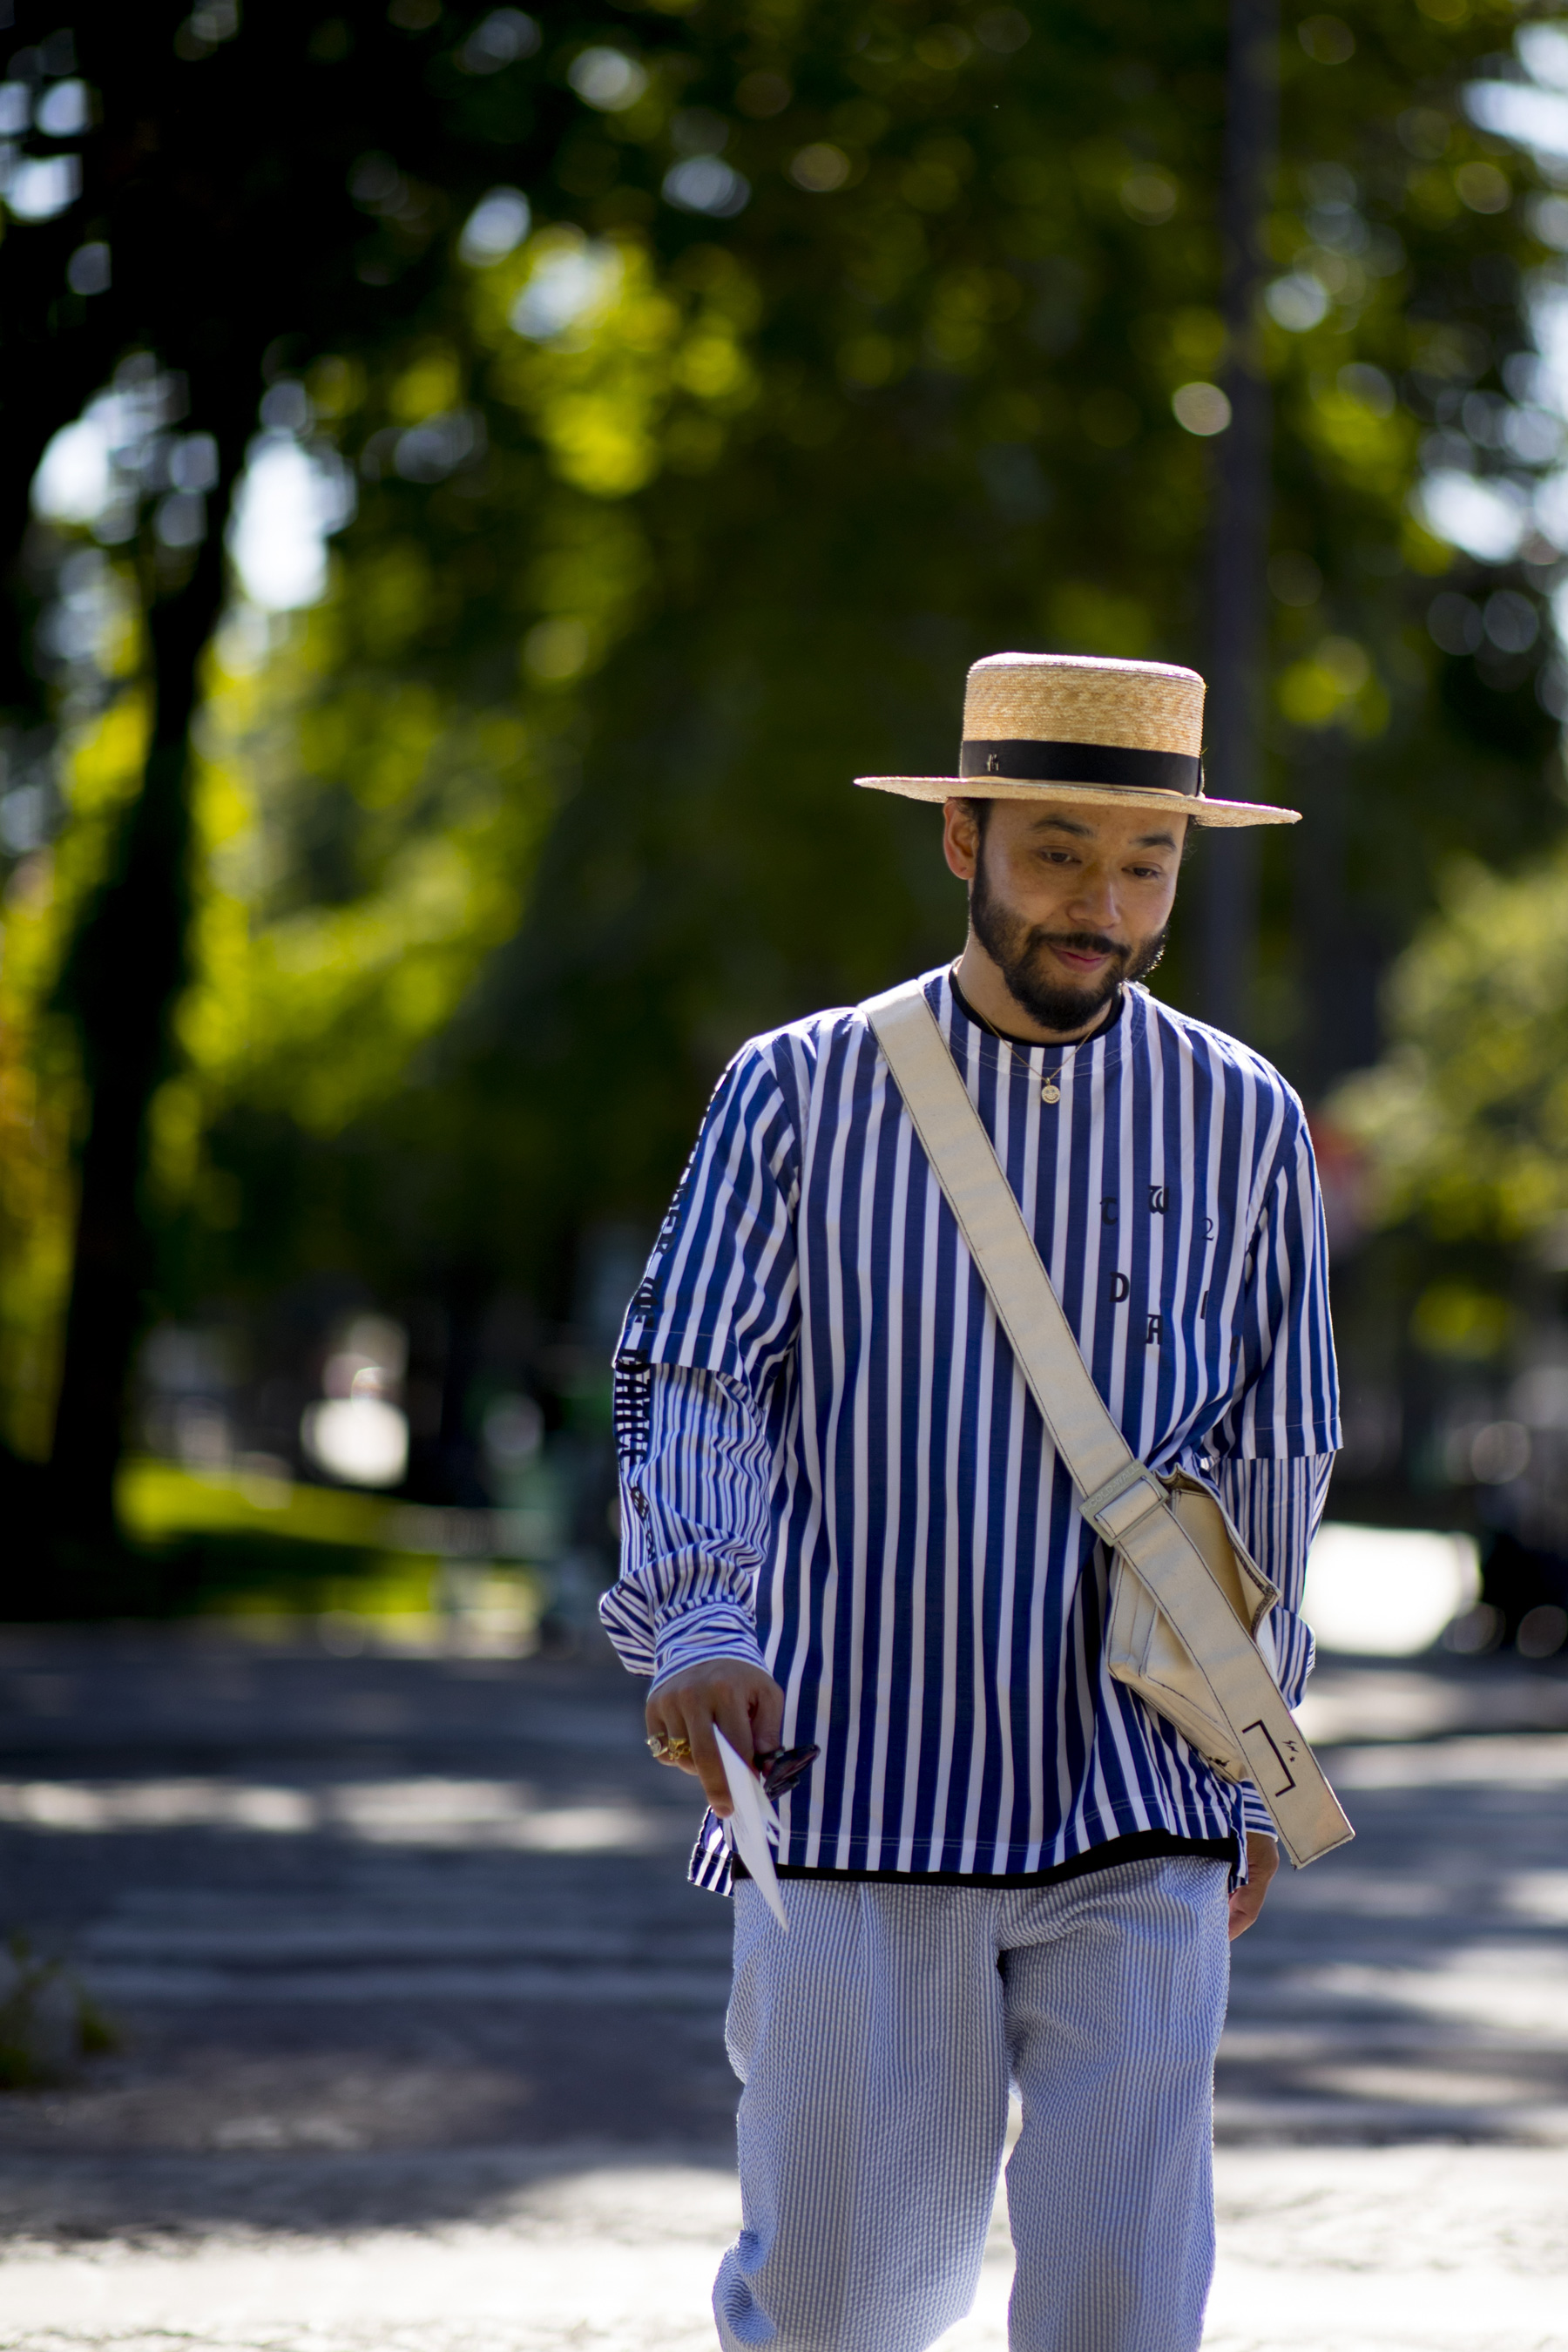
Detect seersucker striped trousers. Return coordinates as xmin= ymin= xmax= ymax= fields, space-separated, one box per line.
xmin=714 ymin=1857 xmax=1231 ymax=2352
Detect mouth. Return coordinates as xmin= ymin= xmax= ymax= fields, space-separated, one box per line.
xmin=1047 ymin=943 xmax=1119 ymax=973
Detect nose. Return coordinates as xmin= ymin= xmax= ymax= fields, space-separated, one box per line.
xmin=1063 ymin=862 xmax=1121 ymax=930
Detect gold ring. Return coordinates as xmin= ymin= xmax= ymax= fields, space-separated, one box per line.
xmin=648 ymin=1734 xmax=693 ymax=1761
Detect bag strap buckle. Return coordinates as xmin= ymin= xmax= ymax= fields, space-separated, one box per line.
xmin=1082 ymin=1461 xmax=1165 ymax=1544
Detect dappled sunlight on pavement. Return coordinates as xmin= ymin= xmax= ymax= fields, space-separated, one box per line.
xmin=934 ymin=2146 xmax=1568 ymax=2351
xmin=1 ymin=2150 xmax=1565 ymax=2352
xmin=0 ymin=2162 xmax=740 ymax=2352
xmin=0 ymin=1637 xmax=1564 ymax=2350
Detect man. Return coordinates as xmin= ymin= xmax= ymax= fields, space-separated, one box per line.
xmin=600 ymin=652 xmax=1337 ymax=2352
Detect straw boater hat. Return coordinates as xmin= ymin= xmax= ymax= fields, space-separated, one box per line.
xmin=856 ymin=652 xmax=1300 ymax=828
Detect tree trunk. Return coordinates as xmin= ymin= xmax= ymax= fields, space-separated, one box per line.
xmin=1292 ymin=739 xmax=1384 ymax=1097
xmin=1198 ymin=0 xmax=1278 ymax=1040
xmin=47 ymin=481 xmax=239 ymax=1571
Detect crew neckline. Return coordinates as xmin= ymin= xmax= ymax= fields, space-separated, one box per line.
xmin=946 ymin=965 xmax=1128 ymax=1060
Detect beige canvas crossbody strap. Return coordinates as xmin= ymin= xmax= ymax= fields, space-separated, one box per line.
xmin=862 ymin=978 xmax=1353 ymax=1869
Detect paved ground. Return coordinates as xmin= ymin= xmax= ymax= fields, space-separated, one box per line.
xmin=0 ymin=1626 xmax=1564 ymax=2350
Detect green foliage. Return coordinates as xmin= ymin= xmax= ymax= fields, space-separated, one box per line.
xmin=0 ymin=1934 xmax=114 ymax=2089
xmin=5 ymin=0 xmax=1568 ymax=1463
xmin=168 ymin=622 xmax=551 ymax=1148
xmin=1336 ymin=842 xmax=1568 ymax=1244
xmin=179 ymin=0 xmax=1568 ymax=1307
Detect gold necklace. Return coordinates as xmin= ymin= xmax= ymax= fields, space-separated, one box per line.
xmin=952 ymin=968 xmax=1112 ymax=1104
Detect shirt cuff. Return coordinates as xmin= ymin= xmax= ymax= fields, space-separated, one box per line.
xmin=1239 ymin=1788 xmax=1279 ymax=1843
xmin=650 ymin=1599 xmax=765 ymax=1690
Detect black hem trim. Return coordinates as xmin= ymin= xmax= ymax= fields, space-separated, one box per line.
xmin=735 ymin=1829 xmax=1236 ymax=1890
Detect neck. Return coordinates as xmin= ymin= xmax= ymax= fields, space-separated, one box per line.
xmin=951 ymin=939 xmax=1119 ymax=1046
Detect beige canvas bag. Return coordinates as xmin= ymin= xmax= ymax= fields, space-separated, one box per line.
xmin=864 ymin=979 xmax=1353 ymax=1870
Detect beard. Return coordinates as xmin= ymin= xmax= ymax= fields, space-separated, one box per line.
xmin=970 ymin=846 xmax=1170 ymax=1035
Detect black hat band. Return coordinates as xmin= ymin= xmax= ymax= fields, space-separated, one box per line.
xmin=960 ymin=739 xmax=1203 ymax=796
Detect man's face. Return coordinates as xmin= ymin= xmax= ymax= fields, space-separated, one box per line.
xmin=943 ymin=795 xmax=1186 ymax=1033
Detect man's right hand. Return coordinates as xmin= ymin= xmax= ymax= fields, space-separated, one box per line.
xmin=645 ymin=1660 xmax=784 ymax=1818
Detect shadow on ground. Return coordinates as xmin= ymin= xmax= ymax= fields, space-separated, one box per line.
xmin=0 ymin=1634 xmax=1563 ymax=2245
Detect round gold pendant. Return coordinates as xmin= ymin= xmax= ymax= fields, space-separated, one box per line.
xmin=1041 ymin=1082 xmax=1060 ymax=1105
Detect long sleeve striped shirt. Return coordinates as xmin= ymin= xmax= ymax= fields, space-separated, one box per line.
xmin=601 ymin=968 xmax=1339 ymax=1889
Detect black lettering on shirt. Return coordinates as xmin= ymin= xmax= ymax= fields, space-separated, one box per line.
xmin=1101 ymin=1196 xmax=1119 ymax=1227
xmin=1109 ymin=1272 xmax=1131 ymax=1301
xmin=1146 ymin=1314 xmax=1163 ymax=1345
xmin=1148 ymin=1186 xmax=1167 ymax=1213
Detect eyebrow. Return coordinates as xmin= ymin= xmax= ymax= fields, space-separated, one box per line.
xmin=1024 ymin=816 xmax=1181 ymax=852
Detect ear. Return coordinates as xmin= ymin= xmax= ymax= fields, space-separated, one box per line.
xmin=943 ymin=797 xmax=981 ymax=882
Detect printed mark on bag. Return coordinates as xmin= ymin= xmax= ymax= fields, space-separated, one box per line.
xmin=1240 ymin=1717 xmax=1299 ymax=1795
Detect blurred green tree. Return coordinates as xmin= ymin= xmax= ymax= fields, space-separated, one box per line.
xmin=0 ymin=0 xmax=580 ymax=1564
xmin=1326 ymin=845 xmax=1568 ymax=1539
xmin=2 ymin=0 xmax=1565 ymax=1578
xmin=215 ymin=0 xmax=1565 ymax=1317
xmin=1335 ymin=845 xmax=1568 ymax=1247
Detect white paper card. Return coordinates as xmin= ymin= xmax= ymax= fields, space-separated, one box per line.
xmin=714 ymin=1727 xmax=788 ymax=1930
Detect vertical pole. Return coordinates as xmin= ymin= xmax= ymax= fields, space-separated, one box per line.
xmin=1199 ymin=0 xmax=1279 ymax=1038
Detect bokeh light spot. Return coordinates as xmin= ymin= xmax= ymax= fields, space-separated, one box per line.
xmin=524 ymin=617 xmax=591 ymax=682
xmin=1172 ymin=381 xmax=1231 ymax=436
xmin=34 ymin=76 xmax=88 ymax=135
xmin=1298 ymin=14 xmax=1355 ymax=64
xmin=456 ymin=9 xmax=539 ymax=74
xmin=459 ymin=187 xmax=530 ymax=266
xmin=789 ymin=144 xmax=850 ymax=194
xmin=66 ymin=240 xmax=110 ymax=294
xmin=568 ymin=48 xmax=648 ymax=112
xmin=1266 ymin=273 xmax=1330 ymax=331
xmin=663 ymin=157 xmax=749 ymax=218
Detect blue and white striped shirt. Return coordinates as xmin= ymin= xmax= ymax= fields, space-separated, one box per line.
xmin=602 ymin=967 xmax=1338 ymax=1887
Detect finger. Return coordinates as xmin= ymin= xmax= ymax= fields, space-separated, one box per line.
xmin=645 ymin=1700 xmax=697 ymax=1773
xmin=646 ymin=1694 xmax=720 ymax=1801
xmin=677 ymin=1689 xmax=760 ymax=1816
xmin=680 ymin=1716 xmax=734 ymax=1814
xmin=749 ymin=1677 xmax=785 ymax=1755
xmin=703 ymin=1685 xmax=768 ymax=1813
xmin=715 ymin=1686 xmax=760 ymax=1767
xmin=686 ymin=1731 xmax=738 ymax=1815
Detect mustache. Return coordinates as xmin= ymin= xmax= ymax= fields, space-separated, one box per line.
xmin=1029 ymin=930 xmax=1128 ymax=962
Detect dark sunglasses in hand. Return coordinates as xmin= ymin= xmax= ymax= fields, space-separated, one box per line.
xmin=753 ymin=1743 xmax=819 ymax=1801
